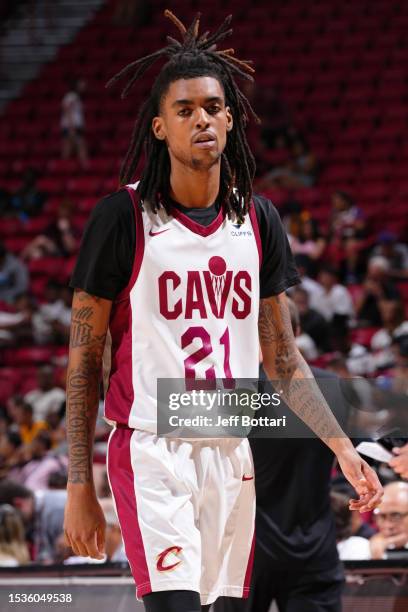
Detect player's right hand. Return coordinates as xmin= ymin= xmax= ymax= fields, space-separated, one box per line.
xmin=63 ymin=486 xmax=106 ymax=560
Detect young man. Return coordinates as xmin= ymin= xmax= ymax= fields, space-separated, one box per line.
xmin=63 ymin=11 xmax=382 ymax=612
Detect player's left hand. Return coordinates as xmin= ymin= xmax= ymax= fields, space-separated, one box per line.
xmin=336 ymin=446 xmax=384 ymax=512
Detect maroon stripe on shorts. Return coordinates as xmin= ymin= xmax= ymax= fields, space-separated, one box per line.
xmin=107 ymin=428 xmax=151 ymax=598
xmin=242 ymin=530 xmax=255 ymax=598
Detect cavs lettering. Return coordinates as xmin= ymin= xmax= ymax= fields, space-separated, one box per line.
xmin=158 ymin=256 xmax=252 ymax=320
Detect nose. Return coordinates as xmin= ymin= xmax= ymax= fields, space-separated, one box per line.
xmin=195 ymin=107 xmax=210 ymax=129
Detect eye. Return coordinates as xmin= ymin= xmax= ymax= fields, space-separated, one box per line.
xmin=178 ymin=108 xmax=192 ymax=116
xmin=207 ymin=105 xmax=221 ymax=114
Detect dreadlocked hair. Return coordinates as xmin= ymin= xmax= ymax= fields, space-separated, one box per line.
xmin=106 ymin=9 xmax=260 ymax=221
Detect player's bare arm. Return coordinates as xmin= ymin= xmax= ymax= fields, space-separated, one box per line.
xmin=63 ymin=289 xmax=112 ymax=559
xmin=259 ymin=291 xmax=383 ymax=512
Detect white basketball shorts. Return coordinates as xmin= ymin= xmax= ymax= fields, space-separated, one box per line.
xmin=106 ymin=427 xmax=255 ymax=606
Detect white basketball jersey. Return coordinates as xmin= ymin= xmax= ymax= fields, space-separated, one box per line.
xmin=104 ymin=183 xmax=262 ymax=432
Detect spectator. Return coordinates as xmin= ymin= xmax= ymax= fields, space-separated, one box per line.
xmin=0 ymin=293 xmax=33 ymax=347
xmin=0 ymin=480 xmax=66 ymax=563
xmin=24 ymin=366 xmax=65 ymax=423
xmin=292 ymin=286 xmax=331 ymax=353
xmin=9 ymin=431 xmax=68 ymax=491
xmin=8 ymin=167 xmax=47 ymax=219
xmin=371 ymin=231 xmax=408 ymax=280
xmin=370 ymin=482 xmax=408 ymax=559
xmin=259 ymin=135 xmax=318 ymax=189
xmin=316 ymin=265 xmax=354 ymax=352
xmin=329 ymin=191 xmax=366 ymax=241
xmin=21 ymin=200 xmax=80 ymax=261
xmin=0 ymin=242 xmax=29 ymax=303
xmin=32 ymin=282 xmax=72 ymax=345
xmin=0 ymin=431 xmax=22 ymax=479
xmin=355 ymin=256 xmax=401 ymax=327
xmin=292 ymin=254 xmax=325 ymax=312
xmin=10 ymin=399 xmax=48 ymax=446
xmin=0 ymin=504 xmax=30 ymax=567
xmin=371 ymin=301 xmax=408 ymax=370
xmin=61 ymin=78 xmax=88 ymax=168
xmin=288 ymin=213 xmax=326 ymax=264
xmin=330 ymin=491 xmax=371 ymax=560
xmin=389 ymin=443 xmax=408 ymax=480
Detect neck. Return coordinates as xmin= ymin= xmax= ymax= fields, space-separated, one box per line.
xmin=168 ymin=159 xmax=220 ymax=208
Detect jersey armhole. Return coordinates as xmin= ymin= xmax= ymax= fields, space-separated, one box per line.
xmin=249 ymin=199 xmax=263 ymax=268
xmin=115 ymin=187 xmax=145 ymax=302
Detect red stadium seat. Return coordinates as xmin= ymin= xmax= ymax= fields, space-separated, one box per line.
xmin=2 ymin=346 xmax=54 ymax=367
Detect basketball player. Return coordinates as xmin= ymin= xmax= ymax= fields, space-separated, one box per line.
xmin=63 ymin=11 xmax=383 ymax=612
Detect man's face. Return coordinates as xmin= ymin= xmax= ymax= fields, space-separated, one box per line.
xmin=374 ymin=489 xmax=408 ymax=539
xmin=152 ymin=76 xmax=233 ymax=172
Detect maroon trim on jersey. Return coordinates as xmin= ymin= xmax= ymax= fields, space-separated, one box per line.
xmin=115 ymin=187 xmax=145 ymax=302
xmin=104 ymin=297 xmax=134 ymax=424
xmin=248 ymin=201 xmax=263 ymax=267
xmin=107 ymin=428 xmax=152 ymax=598
xmin=242 ymin=530 xmax=255 ymax=599
xmin=171 ymin=200 xmax=226 ymax=237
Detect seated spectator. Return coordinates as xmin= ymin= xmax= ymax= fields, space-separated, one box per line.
xmin=330 ymin=491 xmax=371 ymax=560
xmin=24 ymin=366 xmax=65 ymax=423
xmin=371 ymin=301 xmax=408 ymax=370
xmin=0 ymin=504 xmax=30 ymax=567
xmin=21 ymin=200 xmax=80 ymax=261
xmin=9 ymin=431 xmax=68 ymax=491
xmin=0 ymin=480 xmax=66 ymax=564
xmin=32 ymin=283 xmax=72 ymax=345
xmin=10 ymin=399 xmax=48 ymax=446
xmin=371 ymin=231 xmax=408 ymax=280
xmin=291 ymin=254 xmax=325 ymax=312
xmin=0 ymin=295 xmax=32 ymax=347
xmin=259 ymin=135 xmax=318 ymax=189
xmin=329 ymin=191 xmax=366 ymax=241
xmin=355 ymin=256 xmax=401 ymax=327
xmin=316 ymin=265 xmax=354 ymax=352
xmin=0 ymin=243 xmax=29 ymax=303
xmin=0 ymin=431 xmax=22 ymax=479
xmin=288 ymin=213 xmax=326 ymax=263
xmin=8 ymin=167 xmax=47 ymax=220
xmin=292 ymin=286 xmax=331 ymax=352
xmin=370 ymin=482 xmax=408 ymax=559
xmin=389 ymin=443 xmax=408 ymax=481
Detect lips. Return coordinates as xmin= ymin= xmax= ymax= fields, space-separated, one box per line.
xmin=193 ymin=131 xmax=216 ymax=143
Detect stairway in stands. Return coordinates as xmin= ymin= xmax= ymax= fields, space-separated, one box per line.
xmin=0 ymin=0 xmax=106 ymax=110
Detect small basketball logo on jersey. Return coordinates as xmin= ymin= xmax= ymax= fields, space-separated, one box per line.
xmin=208 ymin=256 xmax=227 ymax=314
xmin=156 ymin=546 xmax=183 ymax=572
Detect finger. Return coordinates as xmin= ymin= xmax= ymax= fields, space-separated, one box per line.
xmin=96 ymin=525 xmax=106 ymax=556
xmin=84 ymin=533 xmax=104 ymax=560
xmin=73 ymin=539 xmax=89 ymax=558
xmin=361 ymin=463 xmax=383 ymax=494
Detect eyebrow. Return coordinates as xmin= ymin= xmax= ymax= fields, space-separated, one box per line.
xmin=171 ymin=96 xmax=224 ymax=108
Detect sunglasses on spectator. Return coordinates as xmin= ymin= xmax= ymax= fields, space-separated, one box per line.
xmin=373 ymin=510 xmax=408 ymax=523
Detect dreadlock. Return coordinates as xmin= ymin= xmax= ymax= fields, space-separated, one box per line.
xmin=106 ymin=9 xmax=260 ymax=221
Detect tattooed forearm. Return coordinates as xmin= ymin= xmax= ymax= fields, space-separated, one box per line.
xmin=66 ymin=291 xmax=110 ymax=485
xmin=259 ymin=294 xmax=345 ymax=442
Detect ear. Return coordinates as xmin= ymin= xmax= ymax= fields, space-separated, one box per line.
xmin=152 ymin=116 xmax=166 ymax=141
xmin=225 ymin=106 xmax=233 ymax=132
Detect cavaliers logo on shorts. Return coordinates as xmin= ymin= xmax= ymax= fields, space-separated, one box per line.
xmin=156 ymin=546 xmax=183 ymax=572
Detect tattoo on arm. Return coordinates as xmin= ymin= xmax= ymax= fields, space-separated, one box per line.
xmin=259 ymin=294 xmax=345 ymax=441
xmin=66 ymin=292 xmax=108 ymax=484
